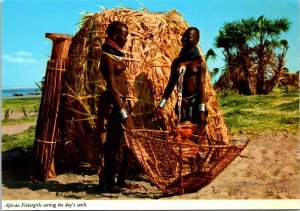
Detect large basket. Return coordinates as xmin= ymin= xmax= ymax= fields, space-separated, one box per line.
xmin=124 ymin=128 xmax=248 ymax=195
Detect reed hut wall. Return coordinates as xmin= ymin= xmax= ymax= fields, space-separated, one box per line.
xmin=56 ymin=8 xmax=231 ymax=172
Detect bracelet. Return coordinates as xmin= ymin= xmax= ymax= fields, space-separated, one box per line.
xmin=158 ymin=98 xmax=167 ymax=108
xmin=119 ymin=108 xmax=129 ymax=120
xmin=199 ymin=103 xmax=205 ymax=112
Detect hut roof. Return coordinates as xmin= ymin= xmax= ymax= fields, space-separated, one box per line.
xmin=54 ymin=8 xmax=230 ymax=172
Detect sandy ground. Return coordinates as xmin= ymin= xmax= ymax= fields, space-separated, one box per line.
xmin=2 ymin=126 xmax=299 ymax=200
xmin=2 ymin=111 xmax=36 ymax=135
xmin=2 ymin=123 xmax=36 ymax=135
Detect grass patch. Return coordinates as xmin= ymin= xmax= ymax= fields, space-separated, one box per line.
xmin=219 ymin=88 xmax=299 ymax=134
xmin=1 ymin=88 xmax=298 ymax=152
xmin=277 ymin=100 xmax=299 ymax=111
xmin=2 ymin=97 xmax=40 ymax=125
xmin=2 ymin=97 xmax=41 ymax=113
xmin=280 ymin=117 xmax=299 ymax=125
xmin=2 ymin=116 xmax=38 ymax=125
xmin=2 ymin=126 xmax=36 ymax=152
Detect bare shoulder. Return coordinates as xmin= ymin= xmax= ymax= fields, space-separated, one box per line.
xmin=101 ymin=54 xmax=117 ymax=67
xmin=101 ymin=53 xmax=114 ymax=63
xmin=171 ymin=57 xmax=181 ymax=71
xmin=172 ymin=57 xmax=181 ymax=66
xmin=196 ymin=58 xmax=206 ymax=70
xmin=100 ymin=54 xmax=117 ymax=76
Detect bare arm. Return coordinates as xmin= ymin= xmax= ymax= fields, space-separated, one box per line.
xmin=198 ymin=61 xmax=206 ymax=104
xmin=160 ymin=60 xmax=179 ymax=102
xmin=197 ymin=61 xmax=207 ymax=125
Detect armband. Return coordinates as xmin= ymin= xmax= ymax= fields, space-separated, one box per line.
xmin=199 ymin=103 xmax=205 ymax=112
xmin=119 ymin=108 xmax=129 ymax=120
xmin=158 ymin=98 xmax=167 ymax=108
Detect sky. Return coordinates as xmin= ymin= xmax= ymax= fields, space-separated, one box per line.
xmin=2 ymin=0 xmax=299 ymax=88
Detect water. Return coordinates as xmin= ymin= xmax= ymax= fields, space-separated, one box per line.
xmin=1 ymin=87 xmax=41 ymax=98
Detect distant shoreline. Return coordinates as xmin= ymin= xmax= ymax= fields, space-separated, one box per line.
xmin=2 ymin=95 xmax=42 ymax=100
xmin=1 ymin=87 xmax=41 ymax=99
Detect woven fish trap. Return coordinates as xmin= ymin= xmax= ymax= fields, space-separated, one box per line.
xmin=124 ymin=128 xmax=247 ymax=195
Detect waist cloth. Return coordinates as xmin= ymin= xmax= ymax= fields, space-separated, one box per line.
xmin=175 ymin=93 xmax=200 ymax=123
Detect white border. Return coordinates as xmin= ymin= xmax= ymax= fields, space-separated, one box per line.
xmin=2 ymin=199 xmax=300 ymax=210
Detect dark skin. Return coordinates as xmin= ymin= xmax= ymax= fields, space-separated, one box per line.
xmin=98 ymin=23 xmax=135 ymax=192
xmin=100 ymin=25 xmax=133 ymax=129
xmin=155 ymin=28 xmax=206 ymax=130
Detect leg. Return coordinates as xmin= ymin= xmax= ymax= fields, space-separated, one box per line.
xmin=116 ymin=145 xmax=131 ymax=187
xmin=99 ymin=110 xmax=122 ymax=192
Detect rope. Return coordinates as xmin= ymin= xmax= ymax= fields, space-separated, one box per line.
xmin=46 ymin=66 xmax=67 ymax=72
xmin=35 ymin=139 xmax=57 ymax=144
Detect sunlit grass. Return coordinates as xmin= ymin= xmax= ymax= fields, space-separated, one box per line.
xmin=219 ymin=88 xmax=299 ymax=134
xmin=2 ymin=126 xmax=36 ymax=152
xmin=2 ymin=97 xmax=40 ymax=125
xmin=2 ymin=97 xmax=41 ymax=113
xmin=2 ymin=116 xmax=38 ymax=125
xmin=1 ymin=88 xmax=299 ymax=152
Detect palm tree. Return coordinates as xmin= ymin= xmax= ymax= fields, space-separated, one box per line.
xmin=252 ymin=16 xmax=290 ymax=94
xmin=213 ymin=16 xmax=290 ymax=94
xmin=267 ymin=39 xmax=289 ymax=91
xmin=205 ymin=49 xmax=221 ymax=82
xmin=214 ymin=20 xmax=255 ymax=94
xmin=205 ymin=48 xmax=217 ymax=61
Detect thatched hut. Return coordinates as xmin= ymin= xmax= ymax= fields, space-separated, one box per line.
xmin=34 ymin=8 xmax=232 ymax=184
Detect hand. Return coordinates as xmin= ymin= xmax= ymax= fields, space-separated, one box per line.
xmin=151 ymin=107 xmax=164 ymax=122
xmin=196 ymin=111 xmax=207 ymax=136
xmin=199 ymin=111 xmax=206 ymax=124
xmin=122 ymin=116 xmax=134 ymax=130
xmin=196 ymin=123 xmax=206 ymax=136
xmin=154 ymin=106 xmax=164 ymax=117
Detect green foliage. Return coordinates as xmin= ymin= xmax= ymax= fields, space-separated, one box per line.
xmin=2 ymin=89 xmax=298 ymax=153
xmin=2 ymin=97 xmax=41 ymax=113
xmin=2 ymin=116 xmax=37 ymax=125
xmin=214 ymin=15 xmax=291 ymax=94
xmin=2 ymin=97 xmax=39 ymax=125
xmin=4 ymin=109 xmax=11 ymax=120
xmin=2 ymin=126 xmax=36 ymax=152
xmin=21 ymin=107 xmax=27 ymax=117
xmin=220 ymin=88 xmax=299 ymax=133
xmin=205 ymin=48 xmax=217 ymax=61
xmin=277 ymin=100 xmax=299 ymax=111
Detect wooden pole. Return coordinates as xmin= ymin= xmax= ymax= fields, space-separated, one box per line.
xmin=32 ymin=33 xmax=71 ymax=181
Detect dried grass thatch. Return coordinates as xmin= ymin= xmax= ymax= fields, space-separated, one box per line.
xmin=49 ymin=8 xmax=231 ymax=175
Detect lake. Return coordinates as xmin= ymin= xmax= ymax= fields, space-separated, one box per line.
xmin=1 ymin=87 xmax=41 ymax=99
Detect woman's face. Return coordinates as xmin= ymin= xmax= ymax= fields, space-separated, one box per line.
xmin=181 ymin=29 xmax=199 ymax=49
xmin=114 ymin=26 xmax=128 ymax=48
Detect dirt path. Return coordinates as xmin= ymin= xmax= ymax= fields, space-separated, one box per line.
xmin=2 ymin=111 xmax=36 ymax=135
xmin=1 ymin=122 xmax=35 ymax=135
xmin=2 ymin=131 xmax=299 ymax=200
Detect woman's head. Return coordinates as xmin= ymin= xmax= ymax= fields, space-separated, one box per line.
xmin=106 ymin=21 xmax=129 ymax=48
xmin=181 ymin=27 xmax=200 ymax=49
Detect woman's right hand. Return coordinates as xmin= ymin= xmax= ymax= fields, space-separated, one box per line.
xmin=153 ymin=107 xmax=163 ymax=116
xmin=122 ymin=116 xmax=134 ymax=130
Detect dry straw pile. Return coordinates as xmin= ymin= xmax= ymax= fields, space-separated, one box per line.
xmin=54 ymin=8 xmax=230 ymax=173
